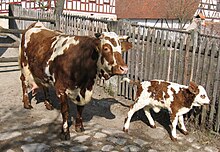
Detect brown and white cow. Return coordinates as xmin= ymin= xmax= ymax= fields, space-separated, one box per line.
xmin=19 ymin=22 xmax=132 ymax=140
xmin=121 ymin=78 xmax=210 ymax=141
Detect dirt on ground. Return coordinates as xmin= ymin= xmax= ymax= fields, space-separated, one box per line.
xmin=0 ymin=61 xmax=220 ymax=152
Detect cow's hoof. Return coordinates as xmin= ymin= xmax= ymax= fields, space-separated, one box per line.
xmin=75 ymin=126 xmax=85 ymax=132
xmin=60 ymin=132 xmax=70 ymax=140
xmin=171 ymin=136 xmax=177 ymax=142
xmin=149 ymin=124 xmax=156 ymax=128
xmin=180 ymin=129 xmax=189 ymax=135
xmin=123 ymin=127 xmax=128 ymax=132
xmin=24 ymin=104 xmax=33 ymax=109
xmin=44 ymin=101 xmax=54 ymax=110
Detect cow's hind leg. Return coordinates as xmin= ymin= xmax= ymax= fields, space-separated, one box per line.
xmin=75 ymin=105 xmax=85 ymax=132
xmin=123 ymin=100 xmax=147 ymax=132
xmin=20 ymin=74 xmax=33 ymax=109
xmin=42 ymin=87 xmax=54 ymax=110
xmin=59 ymin=93 xmax=70 ymax=140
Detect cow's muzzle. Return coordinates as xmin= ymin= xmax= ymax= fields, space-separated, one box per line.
xmin=112 ymin=65 xmax=128 ymax=75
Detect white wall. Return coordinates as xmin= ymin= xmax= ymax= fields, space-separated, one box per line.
xmin=0 ymin=13 xmax=9 ymax=28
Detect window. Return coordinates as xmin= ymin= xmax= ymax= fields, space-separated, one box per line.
xmin=103 ymin=0 xmax=110 ymax=4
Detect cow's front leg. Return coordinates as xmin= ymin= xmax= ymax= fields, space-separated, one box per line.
xmin=59 ymin=93 xmax=70 ymax=140
xmin=20 ymin=74 xmax=33 ymax=109
xmin=75 ymin=105 xmax=85 ymax=132
xmin=178 ymin=115 xmax=188 ymax=135
xmin=42 ymin=87 xmax=54 ymax=110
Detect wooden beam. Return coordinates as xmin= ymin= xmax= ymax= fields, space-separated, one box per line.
xmin=0 ymin=15 xmax=55 ymax=23
xmin=0 ymin=28 xmax=24 ymax=34
xmin=0 ymin=43 xmax=19 ymax=48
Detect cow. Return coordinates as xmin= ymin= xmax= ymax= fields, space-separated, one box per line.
xmin=121 ymin=78 xmax=210 ymax=141
xmin=18 ymin=21 xmax=132 ymax=140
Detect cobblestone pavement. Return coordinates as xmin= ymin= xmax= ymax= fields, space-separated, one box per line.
xmin=0 ymin=62 xmax=220 ymax=152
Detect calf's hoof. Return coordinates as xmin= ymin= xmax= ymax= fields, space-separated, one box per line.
xmin=75 ymin=126 xmax=85 ymax=132
xmin=170 ymin=136 xmax=177 ymax=142
xmin=180 ymin=129 xmax=189 ymax=135
xmin=60 ymin=132 xmax=70 ymax=140
xmin=24 ymin=104 xmax=33 ymax=109
xmin=123 ymin=127 xmax=128 ymax=132
xmin=149 ymin=124 xmax=156 ymax=128
xmin=44 ymin=100 xmax=54 ymax=110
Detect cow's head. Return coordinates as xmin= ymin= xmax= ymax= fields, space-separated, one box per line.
xmin=95 ymin=32 xmax=132 ymax=80
xmin=188 ymin=81 xmax=210 ymax=106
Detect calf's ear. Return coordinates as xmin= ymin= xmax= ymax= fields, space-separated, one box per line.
xmin=95 ymin=33 xmax=102 ymax=38
xmin=188 ymin=81 xmax=199 ymax=94
xmin=121 ymin=41 xmax=132 ymax=52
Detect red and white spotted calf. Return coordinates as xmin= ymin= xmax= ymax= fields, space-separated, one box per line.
xmin=121 ymin=78 xmax=210 ymax=141
xmin=19 ymin=22 xmax=132 ymax=140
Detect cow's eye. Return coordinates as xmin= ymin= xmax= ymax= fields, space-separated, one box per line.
xmin=103 ymin=47 xmax=109 ymax=52
xmin=200 ymin=95 xmax=206 ymax=99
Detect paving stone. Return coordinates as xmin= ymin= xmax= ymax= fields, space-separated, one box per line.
xmin=191 ymin=143 xmax=201 ymax=149
xmin=0 ymin=131 xmax=22 ymax=141
xmin=186 ymin=136 xmax=196 ymax=143
xmin=92 ymin=141 xmax=103 ymax=146
xmin=204 ymin=146 xmax=219 ymax=152
xmin=101 ymin=145 xmax=114 ymax=151
xmin=107 ymin=136 xmax=127 ymax=145
xmin=94 ymin=132 xmax=107 ymax=138
xmin=145 ymin=127 xmax=166 ymax=139
xmin=121 ymin=145 xmax=141 ymax=152
xmin=134 ymin=138 xmax=150 ymax=146
xmin=148 ymin=149 xmax=158 ymax=152
xmin=73 ymin=135 xmax=90 ymax=143
xmin=21 ymin=143 xmax=50 ymax=152
xmin=69 ymin=145 xmax=89 ymax=152
xmin=24 ymin=136 xmax=34 ymax=142
xmin=6 ymin=150 xmax=15 ymax=152
xmin=101 ymin=128 xmax=124 ymax=135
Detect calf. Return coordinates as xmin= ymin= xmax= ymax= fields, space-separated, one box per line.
xmin=121 ymin=78 xmax=210 ymax=141
xmin=19 ymin=22 xmax=132 ymax=140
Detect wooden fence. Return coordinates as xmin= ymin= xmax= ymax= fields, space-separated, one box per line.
xmin=5 ymin=4 xmax=220 ymax=134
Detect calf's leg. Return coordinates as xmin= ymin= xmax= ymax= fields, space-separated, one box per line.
xmin=123 ymin=100 xmax=147 ymax=132
xmin=75 ymin=105 xmax=85 ymax=132
xmin=170 ymin=114 xmax=178 ymax=141
xmin=144 ymin=107 xmax=156 ymax=128
xmin=178 ymin=115 xmax=188 ymax=135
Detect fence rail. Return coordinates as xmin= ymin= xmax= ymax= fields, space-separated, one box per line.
xmin=2 ymin=4 xmax=220 ymax=134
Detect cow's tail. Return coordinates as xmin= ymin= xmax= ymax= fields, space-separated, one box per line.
xmin=18 ymin=43 xmax=22 ymax=69
xmin=121 ymin=77 xmax=141 ymax=86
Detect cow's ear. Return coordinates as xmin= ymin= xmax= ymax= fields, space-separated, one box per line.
xmin=95 ymin=33 xmax=102 ymax=38
xmin=121 ymin=41 xmax=132 ymax=52
xmin=188 ymin=81 xmax=199 ymax=94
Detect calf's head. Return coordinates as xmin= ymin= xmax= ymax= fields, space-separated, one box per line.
xmin=188 ymin=81 xmax=210 ymax=106
xmin=95 ymin=32 xmax=132 ymax=80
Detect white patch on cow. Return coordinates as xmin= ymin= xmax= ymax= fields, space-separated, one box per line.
xmin=21 ymin=63 xmax=36 ymax=91
xmin=48 ymin=36 xmax=79 ymax=63
xmin=177 ymin=107 xmax=191 ymax=116
xmin=63 ymin=121 xmax=68 ymax=132
xmin=65 ymin=88 xmax=93 ymax=106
